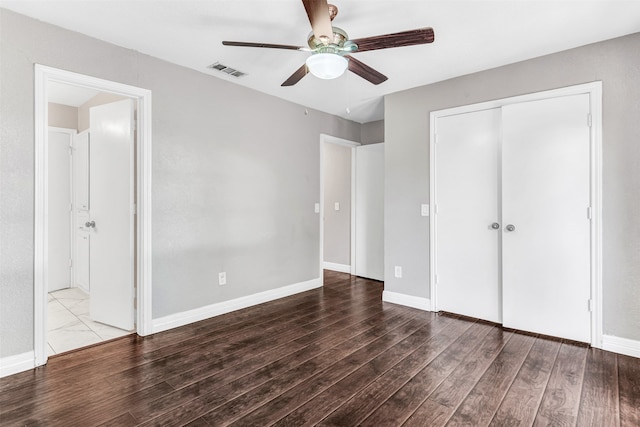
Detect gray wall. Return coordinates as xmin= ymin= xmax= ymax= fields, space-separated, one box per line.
xmin=385 ymin=32 xmax=640 ymax=341
xmin=48 ymin=103 xmax=78 ymax=129
xmin=0 ymin=9 xmax=361 ymax=358
xmin=361 ymin=120 xmax=384 ymax=145
xmin=323 ymin=142 xmax=352 ymax=266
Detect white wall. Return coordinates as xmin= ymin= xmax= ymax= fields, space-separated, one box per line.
xmin=0 ymin=9 xmax=362 ymax=358
xmin=384 ymin=32 xmax=640 ymax=342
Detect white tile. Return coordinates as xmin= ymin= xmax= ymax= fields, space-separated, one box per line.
xmin=47 ymin=320 xmax=102 ymax=354
xmin=48 ymin=300 xmax=78 ymax=330
xmin=61 ymin=298 xmax=90 ymax=316
xmin=79 ymin=315 xmax=132 ymax=340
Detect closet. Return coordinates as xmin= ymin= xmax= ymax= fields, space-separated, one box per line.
xmin=432 ymin=89 xmax=595 ymax=343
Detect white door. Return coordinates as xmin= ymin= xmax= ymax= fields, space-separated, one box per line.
xmin=48 ymin=129 xmax=74 ymax=292
xmin=435 ymin=108 xmax=502 ymax=323
xmin=501 ymin=94 xmax=591 ymax=342
xmin=354 ymin=143 xmax=384 ymax=281
xmin=88 ymin=99 xmax=135 ymax=331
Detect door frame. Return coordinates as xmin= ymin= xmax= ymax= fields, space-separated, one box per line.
xmin=429 ymin=81 xmax=603 ymax=348
xmin=34 ymin=65 xmax=153 ymax=366
xmin=319 ymin=134 xmax=359 ymax=280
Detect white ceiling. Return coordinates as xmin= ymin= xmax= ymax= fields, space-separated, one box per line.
xmin=3 ymin=1 xmax=640 ymax=123
xmin=48 ymin=81 xmax=100 ymax=107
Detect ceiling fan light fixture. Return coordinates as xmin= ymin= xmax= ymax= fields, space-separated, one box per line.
xmin=306 ymin=53 xmax=348 ymax=79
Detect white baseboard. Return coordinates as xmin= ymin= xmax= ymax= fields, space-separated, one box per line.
xmin=602 ymin=335 xmax=640 ymax=358
xmin=382 ymin=290 xmax=432 ymax=311
xmin=323 ymin=262 xmax=351 ymax=274
xmin=152 ymin=278 xmax=322 ymax=334
xmin=0 ymin=351 xmax=35 ymax=378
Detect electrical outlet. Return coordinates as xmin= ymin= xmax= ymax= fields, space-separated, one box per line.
xmin=394 ymin=266 xmax=402 ymax=278
xmin=218 ymin=272 xmax=227 ymax=286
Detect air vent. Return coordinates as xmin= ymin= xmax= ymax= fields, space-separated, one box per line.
xmin=207 ymin=62 xmax=246 ymax=78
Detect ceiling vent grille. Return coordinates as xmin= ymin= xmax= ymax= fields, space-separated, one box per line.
xmin=207 ymin=62 xmax=246 ymax=78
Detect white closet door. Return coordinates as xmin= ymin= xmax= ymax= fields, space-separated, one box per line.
xmin=89 ymin=99 xmax=135 ymax=331
xmin=48 ymin=129 xmax=73 ymax=292
xmin=354 ymin=143 xmax=384 ymax=281
xmin=435 ymin=108 xmax=502 ymax=323
xmin=502 ymin=94 xmax=591 ymax=342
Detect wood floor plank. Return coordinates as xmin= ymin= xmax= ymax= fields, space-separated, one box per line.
xmin=446 ymin=332 xmax=536 ymax=425
xmin=362 ymin=326 xmax=518 ymax=427
xmin=1 ymin=271 xmax=639 ymax=427
xmin=576 ymin=348 xmax=620 ymax=427
xmin=217 ymin=316 xmax=427 ymax=427
xmin=319 ymin=317 xmax=491 ymax=427
xmin=489 ymin=337 xmax=561 ymax=426
xmin=618 ymin=354 xmax=640 ymax=427
xmin=273 ymin=315 xmax=467 ymax=427
xmin=137 ymin=307 xmax=413 ymax=425
xmin=533 ymin=341 xmax=588 ymax=426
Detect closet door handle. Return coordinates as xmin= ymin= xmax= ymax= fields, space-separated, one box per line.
xmin=85 ymin=221 xmax=96 ymax=228
xmin=505 ymin=224 xmax=515 ymax=232
xmin=491 ymin=222 xmax=500 ymax=230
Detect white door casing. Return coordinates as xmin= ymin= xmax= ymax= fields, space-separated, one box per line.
xmin=88 ymin=99 xmax=135 ymax=331
xmin=354 ymin=143 xmax=385 ymax=281
xmin=434 ymin=108 xmax=502 ymax=323
xmin=35 ymin=64 xmax=153 ymax=367
xmin=47 ymin=128 xmax=74 ymax=292
xmin=501 ymin=94 xmax=591 ymax=342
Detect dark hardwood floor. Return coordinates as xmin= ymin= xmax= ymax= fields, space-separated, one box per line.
xmin=1 ymin=270 xmax=639 ymax=426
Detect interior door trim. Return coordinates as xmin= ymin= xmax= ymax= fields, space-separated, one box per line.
xmin=34 ymin=65 xmax=153 ymax=367
xmin=428 ymin=81 xmax=603 ymax=348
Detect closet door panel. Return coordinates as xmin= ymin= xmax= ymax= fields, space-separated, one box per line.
xmin=502 ymin=94 xmax=591 ymax=342
xmin=435 ymin=108 xmax=502 ymax=323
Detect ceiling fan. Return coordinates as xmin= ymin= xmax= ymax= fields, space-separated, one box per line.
xmin=222 ymin=0 xmax=435 ymax=86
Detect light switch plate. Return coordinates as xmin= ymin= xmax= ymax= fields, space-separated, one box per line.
xmin=314 ymin=203 xmax=320 ymax=213
xmin=334 ymin=202 xmax=340 ymax=211
xmin=421 ymin=204 xmax=429 ymax=217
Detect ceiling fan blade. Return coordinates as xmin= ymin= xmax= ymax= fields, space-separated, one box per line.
xmin=351 ymin=27 xmax=435 ymax=52
xmin=347 ymin=56 xmax=387 ymax=85
xmin=222 ymin=41 xmax=307 ymax=51
xmin=302 ymin=0 xmax=334 ymax=43
xmin=281 ymin=64 xmax=309 ymax=86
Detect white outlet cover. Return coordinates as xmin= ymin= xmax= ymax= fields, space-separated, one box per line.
xmin=421 ymin=204 xmax=429 ymax=217
xmin=334 ymin=202 xmax=340 ymax=211
xmin=394 ymin=266 xmax=402 ymax=278
xmin=314 ymin=203 xmax=320 ymax=213
xmin=218 ymin=272 xmax=226 ymax=285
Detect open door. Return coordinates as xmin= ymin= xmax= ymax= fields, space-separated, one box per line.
xmin=354 ymin=143 xmax=384 ymax=281
xmin=88 ymin=99 xmax=135 ymax=331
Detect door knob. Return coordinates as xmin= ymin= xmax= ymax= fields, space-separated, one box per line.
xmin=491 ymin=222 xmax=500 ymax=230
xmin=505 ymin=224 xmax=515 ymax=232
xmin=85 ymin=221 xmax=96 ymax=228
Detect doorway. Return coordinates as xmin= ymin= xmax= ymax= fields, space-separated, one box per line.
xmin=34 ymin=65 xmax=153 ymax=366
xmin=429 ymin=82 xmax=603 ymax=346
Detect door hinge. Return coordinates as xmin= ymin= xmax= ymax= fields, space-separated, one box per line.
xmin=587 ymin=206 xmax=592 ymax=220
xmin=588 ymin=299 xmax=592 ymax=312
xmin=435 ymin=274 xmax=439 ymax=285
xmin=587 ymin=114 xmax=592 ymax=128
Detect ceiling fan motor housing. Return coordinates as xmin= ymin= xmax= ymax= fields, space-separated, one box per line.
xmin=307 ymin=27 xmax=355 ymax=54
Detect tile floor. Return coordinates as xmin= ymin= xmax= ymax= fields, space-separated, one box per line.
xmin=47 ymin=288 xmax=132 ymax=356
